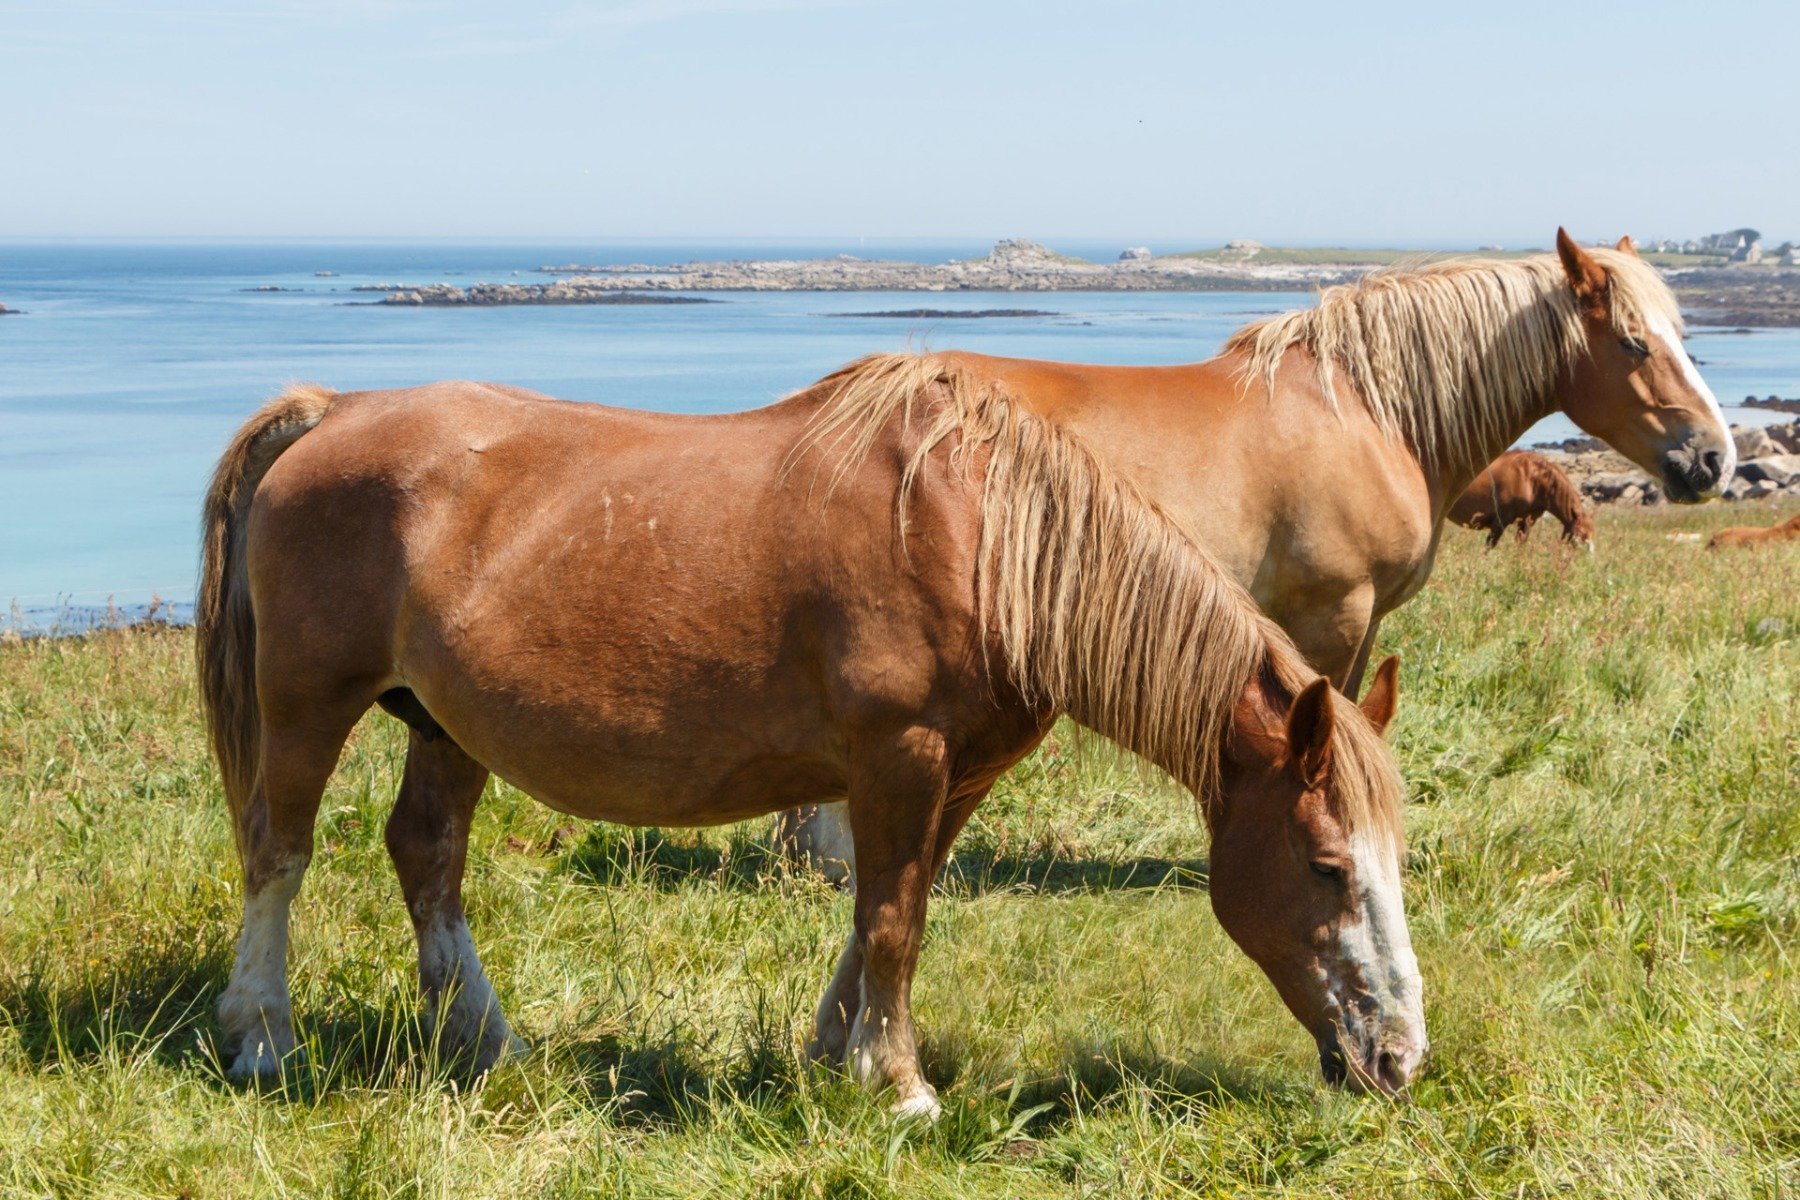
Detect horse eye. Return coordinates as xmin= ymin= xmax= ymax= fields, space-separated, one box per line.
xmin=1620 ymin=336 xmax=1650 ymax=359
xmin=1310 ymin=861 xmax=1342 ymax=880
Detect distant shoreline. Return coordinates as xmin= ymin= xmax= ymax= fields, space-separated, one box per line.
xmin=318 ymin=239 xmax=1800 ymax=326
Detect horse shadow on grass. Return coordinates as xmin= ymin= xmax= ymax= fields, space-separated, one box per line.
xmin=0 ymin=934 xmax=526 ymax=1100
xmin=0 ymin=932 xmax=1287 ymax=1134
xmin=559 ymin=826 xmax=1210 ymax=898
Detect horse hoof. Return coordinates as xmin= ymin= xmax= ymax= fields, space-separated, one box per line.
xmin=226 ymin=1037 xmax=298 ymax=1085
xmin=890 ymin=1088 xmax=943 ymax=1121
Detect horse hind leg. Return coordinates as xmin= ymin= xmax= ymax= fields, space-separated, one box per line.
xmin=218 ymin=701 xmax=365 ymax=1081
xmin=773 ymin=801 xmax=857 ymax=888
xmin=384 ymin=728 xmax=522 ymax=1071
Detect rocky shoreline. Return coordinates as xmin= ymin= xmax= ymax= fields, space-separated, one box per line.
xmin=362 ymin=284 xmax=715 ymax=307
xmin=321 ymin=239 xmax=1800 ymax=325
xmin=1535 ymin=420 xmax=1800 ymax=507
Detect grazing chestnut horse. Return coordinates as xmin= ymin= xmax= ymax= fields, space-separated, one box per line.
xmin=198 ymin=356 xmax=1424 ymax=1112
xmin=781 ymin=230 xmax=1734 ymax=876
xmin=1707 ymin=512 xmax=1800 ymax=549
xmin=1448 ymin=450 xmax=1595 ymax=547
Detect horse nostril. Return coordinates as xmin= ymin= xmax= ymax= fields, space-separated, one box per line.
xmin=1701 ymin=449 xmax=1723 ymax=484
xmin=1375 ymin=1049 xmax=1407 ymax=1092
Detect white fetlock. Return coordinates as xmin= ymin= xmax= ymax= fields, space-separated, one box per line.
xmin=890 ymin=1085 xmax=943 ymax=1121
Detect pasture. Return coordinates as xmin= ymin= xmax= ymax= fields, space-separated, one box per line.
xmin=1 ymin=498 xmax=1795 ymax=1198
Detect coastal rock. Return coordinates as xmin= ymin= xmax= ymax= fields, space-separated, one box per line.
xmin=1736 ymin=455 xmax=1800 ymax=488
xmin=1119 ymin=247 xmax=1152 ymax=261
xmin=1734 ymin=426 xmax=1779 ymax=460
xmin=1765 ymin=421 xmax=1800 ymax=454
xmin=1581 ymin=471 xmax=1653 ymax=502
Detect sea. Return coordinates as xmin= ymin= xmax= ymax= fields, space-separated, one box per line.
xmin=4 ymin=239 xmax=1798 ymax=633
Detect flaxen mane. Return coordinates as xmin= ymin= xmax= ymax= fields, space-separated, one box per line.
xmin=796 ymin=354 xmax=1402 ymax=843
xmin=1224 ymin=250 xmax=1683 ymax=473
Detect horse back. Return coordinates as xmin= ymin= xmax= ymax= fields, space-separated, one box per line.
xmin=241 ymin=380 xmax=998 ymax=823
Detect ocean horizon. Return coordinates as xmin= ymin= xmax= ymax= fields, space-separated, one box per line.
xmin=4 ymin=240 xmax=1796 ymax=632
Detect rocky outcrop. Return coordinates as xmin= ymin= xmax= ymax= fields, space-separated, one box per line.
xmin=520 ymin=239 xmax=1370 ymax=295
xmin=374 ymin=284 xmax=714 ymax=307
xmin=1536 ymin=420 xmax=1800 ymax=506
xmin=0 ymin=302 xmax=18 ymax=315
xmin=1667 ymin=269 xmax=1800 ymax=327
xmin=1744 ymin=395 xmax=1800 ymax=415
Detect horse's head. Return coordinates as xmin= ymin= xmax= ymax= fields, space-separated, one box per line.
xmin=1565 ymin=505 xmax=1596 ymax=547
xmin=1211 ymin=655 xmax=1425 ymax=1094
xmin=1554 ymin=229 xmax=1734 ymax=502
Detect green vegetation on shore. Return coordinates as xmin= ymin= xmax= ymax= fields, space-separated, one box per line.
xmin=1 ymin=499 xmax=1796 ymax=1198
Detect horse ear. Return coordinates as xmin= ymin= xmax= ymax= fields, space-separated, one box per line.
xmin=1359 ymin=655 xmax=1400 ymax=736
xmin=1286 ymin=677 xmax=1336 ymax=789
xmin=1556 ymin=227 xmax=1610 ymax=316
xmin=1614 ymin=235 xmax=1639 ymax=257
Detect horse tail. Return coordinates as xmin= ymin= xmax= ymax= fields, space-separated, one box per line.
xmin=197 ymin=385 xmax=336 ymax=833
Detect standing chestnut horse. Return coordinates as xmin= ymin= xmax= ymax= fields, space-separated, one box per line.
xmin=781 ymin=230 xmax=1733 ymax=875
xmin=1448 ymin=450 xmax=1595 ymax=547
xmin=199 ymin=356 xmax=1424 ymax=1113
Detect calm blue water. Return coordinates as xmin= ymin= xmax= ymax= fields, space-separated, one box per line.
xmin=4 ymin=240 xmax=1797 ymax=627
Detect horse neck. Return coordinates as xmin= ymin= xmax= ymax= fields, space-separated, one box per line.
xmin=1538 ymin=466 xmax=1582 ymax=526
xmin=982 ymin=408 xmax=1290 ymax=806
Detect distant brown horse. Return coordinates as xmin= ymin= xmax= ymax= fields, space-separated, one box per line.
xmin=1449 ymin=450 xmax=1595 ymax=548
xmin=782 ymin=230 xmax=1734 ymax=878
xmin=198 ymin=356 xmax=1424 ymax=1113
xmin=1707 ymin=512 xmax=1800 ymax=549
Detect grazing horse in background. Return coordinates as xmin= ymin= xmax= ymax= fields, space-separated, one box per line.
xmin=780 ymin=230 xmax=1734 ymax=878
xmin=1448 ymin=450 xmax=1595 ymax=548
xmin=1707 ymin=512 xmax=1800 ymax=549
xmin=198 ymin=356 xmax=1424 ymax=1114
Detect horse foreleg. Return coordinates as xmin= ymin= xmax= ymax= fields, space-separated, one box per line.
xmin=810 ymin=781 xmax=988 ymax=1068
xmin=837 ymin=727 xmax=950 ymax=1118
xmin=218 ymin=706 xmax=361 ymax=1082
xmin=385 ymin=731 xmax=521 ymax=1072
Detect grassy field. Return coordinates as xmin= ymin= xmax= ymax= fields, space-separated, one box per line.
xmin=1 ymin=499 xmax=1796 ymax=1198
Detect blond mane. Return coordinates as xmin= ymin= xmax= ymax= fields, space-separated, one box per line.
xmin=795 ymin=353 xmax=1402 ymax=843
xmin=1223 ymin=250 xmax=1683 ymax=474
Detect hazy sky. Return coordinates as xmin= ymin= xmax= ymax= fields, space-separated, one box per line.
xmin=4 ymin=0 xmax=1796 ymax=243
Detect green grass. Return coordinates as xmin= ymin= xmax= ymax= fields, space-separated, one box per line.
xmin=2 ymin=499 xmax=1797 ymax=1198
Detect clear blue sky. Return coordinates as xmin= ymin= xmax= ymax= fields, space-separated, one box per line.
xmin=3 ymin=0 xmax=1796 ymax=244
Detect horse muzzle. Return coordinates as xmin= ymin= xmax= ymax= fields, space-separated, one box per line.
xmin=1318 ymin=1027 xmax=1427 ymax=1096
xmin=1660 ymin=441 xmax=1729 ymax=503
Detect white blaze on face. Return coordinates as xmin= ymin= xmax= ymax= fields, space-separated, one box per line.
xmin=1648 ymin=314 xmax=1736 ymax=490
xmin=1336 ymin=833 xmax=1427 ymax=1069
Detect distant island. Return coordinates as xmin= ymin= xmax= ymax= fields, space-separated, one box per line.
xmin=828 ymin=308 xmax=1059 ymax=319
xmin=299 ymin=233 xmax=1800 ymax=325
xmin=356 ymin=284 xmax=716 ymax=308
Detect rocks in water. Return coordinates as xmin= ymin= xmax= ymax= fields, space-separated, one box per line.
xmin=828 ymin=308 xmax=1058 ymax=319
xmin=0 ymin=302 xmax=16 ymax=315
xmin=1744 ymin=395 xmax=1800 ymax=415
xmin=1119 ymin=247 xmax=1153 ymax=261
xmin=376 ymin=284 xmax=715 ymax=307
